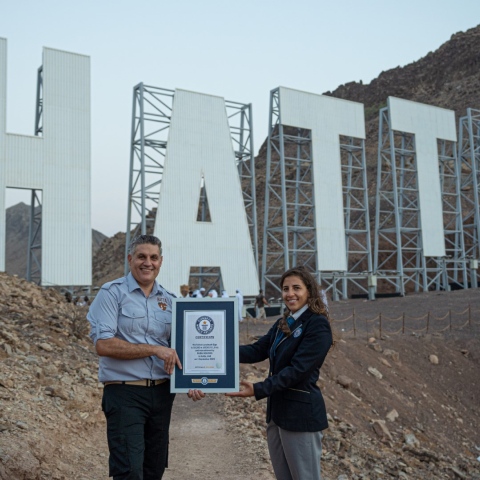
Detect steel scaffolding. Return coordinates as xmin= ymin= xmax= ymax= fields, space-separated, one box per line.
xmin=125 ymin=84 xmax=257 ymax=290
xmin=262 ymin=88 xmax=373 ymax=299
xmin=458 ymin=108 xmax=480 ymax=288
xmin=26 ymin=65 xmax=44 ymax=284
xmin=374 ymin=107 xmax=468 ymax=295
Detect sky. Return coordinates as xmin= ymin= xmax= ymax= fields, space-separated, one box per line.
xmin=1 ymin=0 xmax=479 ymax=237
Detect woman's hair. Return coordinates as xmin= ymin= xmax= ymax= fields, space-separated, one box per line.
xmin=278 ymin=265 xmax=330 ymax=336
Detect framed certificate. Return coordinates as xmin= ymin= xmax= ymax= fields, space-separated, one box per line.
xmin=171 ymin=298 xmax=239 ymax=393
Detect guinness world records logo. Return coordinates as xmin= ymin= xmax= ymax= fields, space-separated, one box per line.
xmin=196 ymin=316 xmax=214 ymax=335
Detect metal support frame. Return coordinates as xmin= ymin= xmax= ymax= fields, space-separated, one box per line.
xmin=225 ymin=100 xmax=258 ymax=268
xmin=125 ymin=84 xmax=257 ymax=292
xmin=320 ymin=136 xmax=374 ymax=300
xmin=458 ymin=108 xmax=480 ymax=288
xmin=374 ymin=107 xmax=468 ymax=295
xmin=26 ymin=65 xmax=44 ymax=284
xmin=26 ymin=190 xmax=42 ymax=283
xmin=262 ymin=88 xmax=373 ymax=300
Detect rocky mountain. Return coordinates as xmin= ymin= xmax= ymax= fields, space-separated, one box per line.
xmin=5 ymin=202 xmax=107 ymax=279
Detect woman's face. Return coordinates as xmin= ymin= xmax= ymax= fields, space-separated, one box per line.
xmin=282 ymin=275 xmax=309 ymax=313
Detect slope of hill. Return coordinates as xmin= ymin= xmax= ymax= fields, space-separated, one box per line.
xmin=0 ymin=271 xmax=479 ymax=479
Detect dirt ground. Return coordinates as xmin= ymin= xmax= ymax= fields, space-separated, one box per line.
xmin=0 ymin=273 xmax=479 ymax=479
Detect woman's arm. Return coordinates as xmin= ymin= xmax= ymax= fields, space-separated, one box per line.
xmin=253 ymin=316 xmax=332 ymax=399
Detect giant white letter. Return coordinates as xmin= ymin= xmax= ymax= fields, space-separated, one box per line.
xmin=0 ymin=39 xmax=91 ymax=285
xmin=278 ymin=86 xmax=366 ymax=271
xmin=388 ymin=96 xmax=456 ymax=257
xmin=154 ymin=89 xmax=259 ymax=295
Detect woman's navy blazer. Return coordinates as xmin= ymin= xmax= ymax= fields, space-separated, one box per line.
xmin=239 ymin=308 xmax=332 ymax=432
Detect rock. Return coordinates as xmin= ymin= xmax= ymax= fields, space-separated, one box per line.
xmin=404 ymin=433 xmax=420 ymax=448
xmin=372 ymin=419 xmax=393 ymax=441
xmin=16 ymin=421 xmax=28 ymax=430
xmin=429 ymin=354 xmax=439 ymax=365
xmin=449 ymin=466 xmax=467 ymax=479
xmin=368 ymin=337 xmax=376 ymax=343
xmin=386 ymin=409 xmax=399 ymax=422
xmin=336 ymin=375 xmax=353 ymax=389
xmin=45 ymin=386 xmax=70 ymax=401
xmin=0 ymin=378 xmax=14 ymax=389
xmin=368 ymin=367 xmax=383 ymax=379
xmin=383 ymin=349 xmax=400 ymax=363
xmin=39 ymin=343 xmax=54 ymax=352
xmin=379 ymin=357 xmax=392 ymax=368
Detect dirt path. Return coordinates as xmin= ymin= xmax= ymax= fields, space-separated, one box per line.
xmin=164 ymin=394 xmax=274 ymax=480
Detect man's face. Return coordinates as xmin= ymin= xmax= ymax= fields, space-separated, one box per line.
xmin=128 ymin=243 xmax=163 ymax=289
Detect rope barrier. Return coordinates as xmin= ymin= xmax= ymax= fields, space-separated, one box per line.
xmin=330 ymin=316 xmax=354 ymax=323
xmin=430 ymin=312 xmax=450 ymax=321
xmin=378 ymin=314 xmax=403 ymax=322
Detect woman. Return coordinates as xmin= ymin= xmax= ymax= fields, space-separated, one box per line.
xmin=227 ymin=266 xmax=333 ymax=480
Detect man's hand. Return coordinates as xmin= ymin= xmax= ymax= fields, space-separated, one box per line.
xmin=187 ymin=389 xmax=205 ymax=402
xmin=96 ymin=338 xmax=182 ymax=375
xmin=225 ymin=380 xmax=254 ymax=398
xmin=155 ymin=346 xmax=182 ymax=375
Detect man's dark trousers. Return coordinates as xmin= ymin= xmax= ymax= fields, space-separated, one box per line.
xmin=102 ymin=382 xmax=175 ymax=479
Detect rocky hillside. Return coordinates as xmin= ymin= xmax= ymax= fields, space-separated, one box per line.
xmin=5 ymin=202 xmax=107 ymax=279
xmin=0 ymin=271 xmax=479 ymax=479
xmin=325 ymin=25 xmax=480 ymax=133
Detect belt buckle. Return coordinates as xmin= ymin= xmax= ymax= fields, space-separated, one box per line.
xmin=149 ymin=379 xmax=155 ymax=387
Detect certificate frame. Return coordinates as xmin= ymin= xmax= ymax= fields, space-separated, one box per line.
xmin=171 ymin=298 xmax=239 ymax=393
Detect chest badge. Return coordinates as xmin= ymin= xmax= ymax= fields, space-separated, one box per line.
xmin=157 ymin=296 xmax=168 ymax=311
xmin=293 ymin=328 xmax=302 ymax=338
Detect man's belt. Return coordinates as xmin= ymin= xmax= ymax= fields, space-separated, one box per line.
xmin=103 ymin=379 xmax=168 ymax=387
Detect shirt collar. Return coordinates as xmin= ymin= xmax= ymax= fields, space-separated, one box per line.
xmin=291 ymin=304 xmax=308 ymax=321
xmin=126 ymin=272 xmax=162 ymax=295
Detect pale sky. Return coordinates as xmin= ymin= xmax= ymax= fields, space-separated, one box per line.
xmin=1 ymin=0 xmax=479 ymax=237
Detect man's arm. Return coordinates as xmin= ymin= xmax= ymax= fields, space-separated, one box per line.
xmin=96 ymin=337 xmax=182 ymax=375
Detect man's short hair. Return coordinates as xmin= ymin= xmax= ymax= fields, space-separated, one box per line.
xmin=129 ymin=235 xmax=162 ymax=256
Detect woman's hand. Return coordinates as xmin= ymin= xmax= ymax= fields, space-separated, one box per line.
xmin=187 ymin=389 xmax=205 ymax=402
xmin=225 ymin=380 xmax=254 ymax=397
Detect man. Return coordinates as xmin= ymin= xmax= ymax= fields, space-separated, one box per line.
xmin=255 ymin=289 xmax=270 ymax=321
xmin=87 ymin=235 xmax=203 ymax=480
xmin=179 ymin=283 xmax=189 ymax=298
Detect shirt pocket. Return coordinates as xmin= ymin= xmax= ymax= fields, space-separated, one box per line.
xmin=118 ymin=306 xmax=147 ymax=336
xmin=148 ymin=311 xmax=172 ymax=342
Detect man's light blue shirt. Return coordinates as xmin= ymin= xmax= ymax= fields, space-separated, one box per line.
xmin=87 ymin=272 xmax=175 ymax=382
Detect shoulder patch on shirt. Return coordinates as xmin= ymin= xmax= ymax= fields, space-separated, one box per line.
xmin=158 ymin=284 xmax=177 ymax=298
xmin=101 ymin=276 xmax=126 ymax=290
